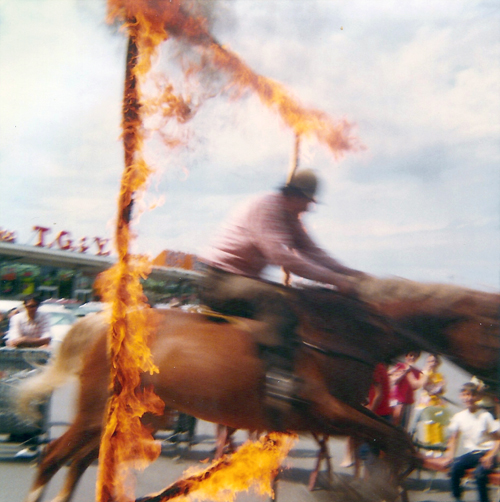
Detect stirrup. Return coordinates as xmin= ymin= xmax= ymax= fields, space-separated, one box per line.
xmin=265 ymin=368 xmax=304 ymax=411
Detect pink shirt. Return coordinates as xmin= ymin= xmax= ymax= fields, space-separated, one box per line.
xmin=202 ymin=192 xmax=346 ymax=282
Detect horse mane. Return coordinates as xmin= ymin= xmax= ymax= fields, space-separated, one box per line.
xmin=355 ymin=275 xmax=499 ymax=308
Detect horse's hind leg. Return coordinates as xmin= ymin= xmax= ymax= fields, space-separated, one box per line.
xmin=214 ymin=425 xmax=237 ymax=459
xmin=49 ymin=443 xmax=100 ymax=502
xmin=24 ymin=424 xmax=101 ymax=502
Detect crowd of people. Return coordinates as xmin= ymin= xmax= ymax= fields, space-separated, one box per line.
xmin=340 ymin=351 xmax=500 ymax=502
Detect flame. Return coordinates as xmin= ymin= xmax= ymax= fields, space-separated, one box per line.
xmin=136 ymin=433 xmax=297 ymax=502
xmin=96 ymin=16 xmax=167 ymax=502
xmin=95 ymin=259 xmax=164 ymax=502
xmin=108 ymin=0 xmax=359 ymax=157
xmin=96 ymin=2 xmax=359 ymax=501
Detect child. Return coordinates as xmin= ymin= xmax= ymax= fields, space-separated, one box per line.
xmin=389 ymin=350 xmax=428 ymax=430
xmin=441 ymin=382 xmax=500 ymax=502
xmin=418 ymin=353 xmax=446 ymax=408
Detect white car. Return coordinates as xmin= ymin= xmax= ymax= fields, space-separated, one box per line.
xmin=0 ymin=299 xmax=23 ymax=316
xmin=75 ymin=301 xmax=106 ymax=317
xmin=38 ymin=304 xmax=77 ymax=347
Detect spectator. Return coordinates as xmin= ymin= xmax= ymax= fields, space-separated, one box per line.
xmin=340 ymin=362 xmax=392 ymax=470
xmin=367 ymin=362 xmax=393 ymax=420
xmin=5 ymin=295 xmax=51 ymax=348
xmin=437 ymin=382 xmax=500 ymax=502
xmin=389 ymin=350 xmax=428 ymax=430
xmin=0 ymin=312 xmax=8 ymax=346
xmin=417 ymin=353 xmax=446 ymax=408
xmin=412 ymin=354 xmax=449 ymax=448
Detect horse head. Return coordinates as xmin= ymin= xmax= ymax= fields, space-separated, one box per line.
xmin=356 ymin=276 xmax=500 ymax=390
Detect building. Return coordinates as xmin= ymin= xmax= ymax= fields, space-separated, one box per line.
xmin=0 ymin=241 xmax=200 ymax=303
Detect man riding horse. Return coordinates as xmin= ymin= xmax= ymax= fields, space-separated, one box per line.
xmin=199 ymin=169 xmax=365 ymax=413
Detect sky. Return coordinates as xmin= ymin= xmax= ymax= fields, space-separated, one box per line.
xmin=0 ymin=0 xmax=499 ymax=290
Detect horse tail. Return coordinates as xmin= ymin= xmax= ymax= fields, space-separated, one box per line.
xmin=16 ymin=313 xmax=108 ymax=420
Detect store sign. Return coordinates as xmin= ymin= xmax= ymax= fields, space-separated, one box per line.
xmin=33 ymin=226 xmax=111 ymax=256
xmin=0 ymin=227 xmax=16 ymax=243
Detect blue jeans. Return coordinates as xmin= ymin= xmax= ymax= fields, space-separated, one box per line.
xmin=450 ymin=451 xmax=495 ymax=502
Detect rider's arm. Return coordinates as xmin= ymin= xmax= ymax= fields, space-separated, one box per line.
xmin=367 ymin=381 xmax=383 ymax=412
xmin=266 ymin=243 xmax=355 ymax=292
xmin=389 ymin=364 xmax=408 ymax=384
xmin=293 ymin=223 xmax=364 ymax=277
xmin=256 ymin=204 xmax=358 ymax=291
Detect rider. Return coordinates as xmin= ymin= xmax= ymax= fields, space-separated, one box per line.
xmin=199 ymin=169 xmax=365 ymax=412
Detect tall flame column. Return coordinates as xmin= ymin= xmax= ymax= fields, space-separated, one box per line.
xmin=96 ymin=26 xmax=162 ymax=502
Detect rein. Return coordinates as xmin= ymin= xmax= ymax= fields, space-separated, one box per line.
xmin=301 ymin=340 xmax=376 ymax=367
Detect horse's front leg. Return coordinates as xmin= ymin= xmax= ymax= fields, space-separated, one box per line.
xmin=306 ymin=382 xmax=417 ymax=487
xmin=308 ymin=433 xmax=332 ymax=490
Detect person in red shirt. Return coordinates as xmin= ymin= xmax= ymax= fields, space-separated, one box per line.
xmin=368 ymin=362 xmax=392 ymax=420
xmin=340 ymin=362 xmax=392 ymax=469
xmin=389 ymin=350 xmax=428 ymax=430
xmin=199 ymin=170 xmax=365 ymax=412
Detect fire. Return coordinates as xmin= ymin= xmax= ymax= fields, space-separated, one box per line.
xmin=95 ymin=17 xmax=167 ymax=502
xmin=135 ymin=433 xmax=297 ymax=502
xmin=96 ymin=1 xmax=358 ymax=501
xmin=108 ymin=0 xmax=359 ymax=157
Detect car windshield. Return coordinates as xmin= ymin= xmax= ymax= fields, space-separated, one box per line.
xmin=47 ymin=312 xmax=76 ymax=326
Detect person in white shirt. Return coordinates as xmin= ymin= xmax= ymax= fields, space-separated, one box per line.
xmin=441 ymin=382 xmax=500 ymax=502
xmin=6 ymin=295 xmax=51 ymax=348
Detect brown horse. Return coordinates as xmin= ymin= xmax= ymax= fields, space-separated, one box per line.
xmin=20 ymin=277 xmax=499 ymax=502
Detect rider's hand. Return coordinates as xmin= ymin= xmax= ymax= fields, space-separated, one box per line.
xmin=351 ymin=270 xmax=370 ymax=281
xmin=335 ymin=277 xmax=358 ymax=296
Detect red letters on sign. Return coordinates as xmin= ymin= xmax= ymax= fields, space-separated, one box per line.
xmin=33 ymin=226 xmax=51 ymax=247
xmin=56 ymin=231 xmax=73 ymax=250
xmin=94 ymin=237 xmax=111 ymax=256
xmin=31 ymin=227 xmax=110 ymax=256
xmin=0 ymin=227 xmax=16 ymax=243
xmin=78 ymin=237 xmax=90 ymax=253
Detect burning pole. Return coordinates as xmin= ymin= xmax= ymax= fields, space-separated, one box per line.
xmin=96 ymin=24 xmax=164 ymax=502
xmin=286 ymin=132 xmax=301 ymax=183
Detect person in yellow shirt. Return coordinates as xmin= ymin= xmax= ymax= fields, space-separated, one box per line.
xmin=418 ymin=354 xmax=446 ymax=408
xmin=415 ymin=353 xmax=448 ymax=446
